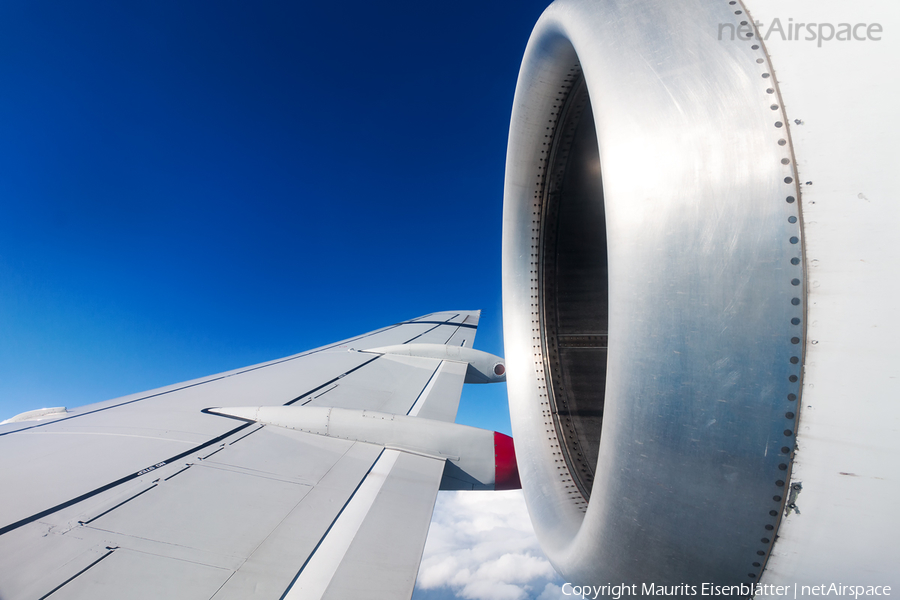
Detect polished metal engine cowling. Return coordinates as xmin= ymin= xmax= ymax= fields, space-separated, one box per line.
xmin=502 ymin=0 xmax=804 ymax=585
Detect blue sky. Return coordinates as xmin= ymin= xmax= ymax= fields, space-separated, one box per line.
xmin=0 ymin=0 xmax=552 ymax=433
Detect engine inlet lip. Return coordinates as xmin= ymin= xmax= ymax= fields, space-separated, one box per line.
xmin=501 ymin=0 xmax=804 ymax=586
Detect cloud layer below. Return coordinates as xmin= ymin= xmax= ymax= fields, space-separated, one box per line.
xmin=414 ymin=490 xmax=566 ymax=600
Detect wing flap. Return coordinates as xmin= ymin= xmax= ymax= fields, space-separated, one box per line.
xmin=320 ymin=451 xmax=446 ymax=599
xmin=273 ymin=450 xmax=446 ymax=600
xmin=407 ymin=359 xmax=467 ymax=421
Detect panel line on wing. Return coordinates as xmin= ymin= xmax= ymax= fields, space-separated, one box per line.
xmin=163 ymin=464 xmax=192 ymax=481
xmin=284 ymin=357 xmax=380 ymax=406
xmin=201 ymin=445 xmax=226 ymax=460
xmin=314 ymin=384 xmax=338 ymax=399
xmin=81 ymin=484 xmax=158 ymax=525
xmin=403 ymin=314 xmax=460 ymax=344
xmin=407 ymin=362 xmax=445 ymax=417
xmin=0 ymin=422 xmax=251 ymax=537
xmin=279 ymin=447 xmax=390 ymax=600
xmin=227 ymin=424 xmax=264 ymax=445
xmin=398 ymin=320 xmax=477 ymax=329
xmin=405 ymin=313 xmax=437 ymax=322
xmin=444 ymin=324 xmax=464 ymax=344
xmin=446 ymin=312 xmax=480 ymax=348
xmin=35 ymin=549 xmax=114 ymax=600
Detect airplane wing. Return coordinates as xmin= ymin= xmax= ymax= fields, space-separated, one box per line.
xmin=0 ymin=310 xmax=508 ymax=600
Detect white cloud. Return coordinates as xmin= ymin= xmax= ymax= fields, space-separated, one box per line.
xmin=413 ymin=490 xmax=567 ymax=600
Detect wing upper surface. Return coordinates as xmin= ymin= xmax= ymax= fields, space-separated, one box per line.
xmin=0 ymin=311 xmax=479 ymax=599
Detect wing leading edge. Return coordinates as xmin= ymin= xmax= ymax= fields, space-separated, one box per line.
xmin=0 ymin=311 xmax=512 ymax=600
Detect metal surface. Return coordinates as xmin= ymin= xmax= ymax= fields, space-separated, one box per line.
xmin=503 ymin=0 xmax=805 ymax=585
xmin=744 ymin=0 xmax=900 ymax=590
xmin=210 ymin=403 xmax=499 ymax=486
xmin=363 ymin=343 xmax=507 ymax=384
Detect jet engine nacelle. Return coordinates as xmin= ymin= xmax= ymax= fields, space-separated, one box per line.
xmin=503 ymin=0 xmax=899 ymax=590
